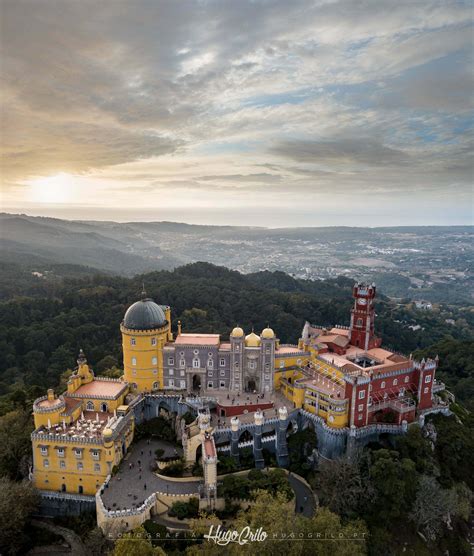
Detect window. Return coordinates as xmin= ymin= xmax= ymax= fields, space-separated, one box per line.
xmin=60 ymin=460 xmax=66 ymax=469
xmin=220 ymin=358 xmax=225 ymax=366
xmin=265 ymin=363 xmax=270 ymax=370
xmin=234 ymin=384 xmax=240 ymax=390
xmin=57 ymin=447 xmax=65 ymax=458
xmin=393 ymin=379 xmax=398 ymax=386
xmin=40 ymin=446 xmax=48 ymax=456
xmin=169 ymin=379 xmax=174 ymax=387
xmin=207 ymin=371 xmax=213 ymax=377
xmin=192 ymin=358 xmax=200 ymax=368
xmin=43 ymin=459 xmax=49 ymax=468
xmin=358 ymin=404 xmax=364 ymax=411
xmin=77 ymin=462 xmax=83 ymax=471
xmin=220 ymin=370 xmax=225 ymax=377
xmin=208 ymin=382 xmax=213 ymax=389
xmin=358 ymin=390 xmax=366 ymax=399
xmin=180 ymin=370 xmax=185 ymax=376
xmin=91 ymin=450 xmax=99 ymax=460
xmin=94 ymin=463 xmax=101 ymax=472
xmin=266 ymin=345 xmax=271 ymax=353
xmin=358 ymin=414 xmax=363 ymax=420
xmin=280 ymin=360 xmax=285 ymax=368
xmin=132 ymin=369 xmax=137 ymax=376
xmin=101 ymin=403 xmax=108 ymax=412
xmin=74 ymin=449 xmax=83 ymax=459
xmin=220 ymin=381 xmax=225 ymax=388
xmin=132 ymin=383 xmax=137 ymax=390
xmin=168 ymin=357 xmax=174 ymax=365
xmin=86 ymin=401 xmax=94 ymax=411
xmin=381 ymin=381 xmax=385 ymax=388
xmin=78 ymin=486 xmax=83 ymax=494
xmin=248 ymin=361 xmax=256 ymax=370
xmin=234 ymin=362 xmax=239 ymax=369
xmin=180 ymin=359 xmax=185 ymax=368
xmin=235 ymin=345 xmax=240 ymax=352
xmin=180 ymin=380 xmax=186 ymax=389
xmin=131 ymin=338 xmax=136 ymax=346
xmin=297 ymin=359 xmax=302 ymax=365
xmin=368 ymin=396 xmax=372 ymax=406
xmin=151 ymin=338 xmax=157 ymax=346
xmin=152 ymin=356 xmax=158 ymax=365
xmin=424 ymin=387 xmax=429 ymax=394
xmin=404 ymin=375 xmax=409 ymax=383
xmin=152 ymin=382 xmax=159 ymax=390
xmin=207 ymin=360 xmax=213 ymax=369
xmin=357 ymin=318 xmax=363 ymax=327
xmin=264 ymin=374 xmax=270 ymax=380
xmin=425 ymin=375 xmax=432 ymax=383
xmin=153 ymin=369 xmax=157 ymax=375
xmin=132 ymin=357 xmax=137 ymax=366
xmin=169 ymin=368 xmax=174 ymax=376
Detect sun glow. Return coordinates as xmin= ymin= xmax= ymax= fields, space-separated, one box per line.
xmin=28 ymin=173 xmax=77 ymax=204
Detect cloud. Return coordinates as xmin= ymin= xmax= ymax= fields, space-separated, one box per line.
xmin=0 ymin=0 xmax=472 ymax=224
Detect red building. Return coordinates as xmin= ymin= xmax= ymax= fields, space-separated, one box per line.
xmin=303 ymin=283 xmax=444 ymax=428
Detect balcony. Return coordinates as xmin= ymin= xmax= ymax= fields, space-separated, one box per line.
xmin=369 ymin=396 xmax=416 ymax=414
xmin=432 ymin=380 xmax=446 ymax=394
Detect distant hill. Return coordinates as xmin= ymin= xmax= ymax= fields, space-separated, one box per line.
xmin=1 ymin=213 xmax=472 ymax=304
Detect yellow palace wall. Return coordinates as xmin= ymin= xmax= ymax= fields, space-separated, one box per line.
xmin=121 ymin=325 xmax=169 ymax=393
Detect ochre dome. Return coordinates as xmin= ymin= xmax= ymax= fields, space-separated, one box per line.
xmin=123 ymin=298 xmax=166 ymax=330
xmin=102 ymin=427 xmax=113 ymax=438
xmin=231 ymin=326 xmax=244 ymax=338
xmin=245 ymin=332 xmax=261 ymax=347
xmin=261 ymin=327 xmax=275 ymax=339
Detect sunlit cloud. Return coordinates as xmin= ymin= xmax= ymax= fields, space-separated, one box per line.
xmin=1 ymin=0 xmax=472 ymax=225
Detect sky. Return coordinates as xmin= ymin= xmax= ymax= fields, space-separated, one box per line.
xmin=1 ymin=0 xmax=473 ymax=227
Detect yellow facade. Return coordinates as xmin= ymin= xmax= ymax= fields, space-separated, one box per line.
xmin=276 ymin=348 xmax=350 ymax=428
xmin=121 ymin=306 xmax=173 ymax=394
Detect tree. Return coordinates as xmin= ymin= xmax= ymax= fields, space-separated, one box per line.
xmin=0 ymin=477 xmax=39 ymax=555
xmin=409 ymin=476 xmax=472 ymax=541
xmin=369 ymin=449 xmax=417 ymax=523
xmin=0 ymin=409 xmax=33 ymax=479
xmin=111 ymin=526 xmax=165 ymax=556
xmin=317 ymin=453 xmax=373 ymax=519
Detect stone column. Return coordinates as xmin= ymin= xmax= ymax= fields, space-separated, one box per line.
xmin=230 ymin=417 xmax=240 ymax=465
xmin=276 ymin=407 xmax=289 ymax=467
xmin=253 ymin=411 xmax=265 ymax=469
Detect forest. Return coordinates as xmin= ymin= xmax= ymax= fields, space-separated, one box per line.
xmin=0 ymin=262 xmax=473 ymax=415
xmin=0 ymin=262 xmax=473 ymax=554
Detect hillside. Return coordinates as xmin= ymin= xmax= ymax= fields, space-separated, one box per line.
xmin=0 ymin=262 xmax=472 ymax=415
xmin=1 ymin=213 xmax=472 ymax=303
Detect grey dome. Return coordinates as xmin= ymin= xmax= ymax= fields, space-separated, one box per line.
xmin=123 ymin=298 xmax=167 ymax=330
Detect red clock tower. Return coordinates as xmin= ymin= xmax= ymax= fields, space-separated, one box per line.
xmin=349 ymin=283 xmax=381 ymax=350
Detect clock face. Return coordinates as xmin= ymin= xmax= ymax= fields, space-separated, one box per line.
xmin=358 ymin=298 xmax=367 ymax=306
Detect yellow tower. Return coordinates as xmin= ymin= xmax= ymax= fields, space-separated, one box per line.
xmin=121 ymin=288 xmax=172 ymax=393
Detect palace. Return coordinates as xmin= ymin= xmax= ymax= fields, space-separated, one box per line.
xmin=31 ymin=283 xmax=448 ymax=506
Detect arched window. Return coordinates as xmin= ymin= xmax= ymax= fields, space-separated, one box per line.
xmin=151 ymin=338 xmax=157 ymax=346
xmin=152 ymin=356 xmax=158 ymax=365
xmin=86 ymin=401 xmax=94 ymax=411
xmin=61 ymin=484 xmax=66 ymax=492
xmin=131 ymin=383 xmax=137 ymax=390
xmin=78 ymin=485 xmax=83 ymax=494
xmin=357 ymin=318 xmax=363 ymax=327
xmin=192 ymin=358 xmax=200 ymax=368
xmin=101 ymin=403 xmax=108 ymax=412
xmin=131 ymin=338 xmax=136 ymax=346
xmin=132 ymin=357 xmax=137 ymax=366
xmin=152 ymin=381 xmax=159 ymax=390
xmin=393 ymin=378 xmax=398 ymax=386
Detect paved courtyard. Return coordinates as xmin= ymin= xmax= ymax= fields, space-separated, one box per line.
xmin=100 ymin=438 xmax=200 ymax=511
